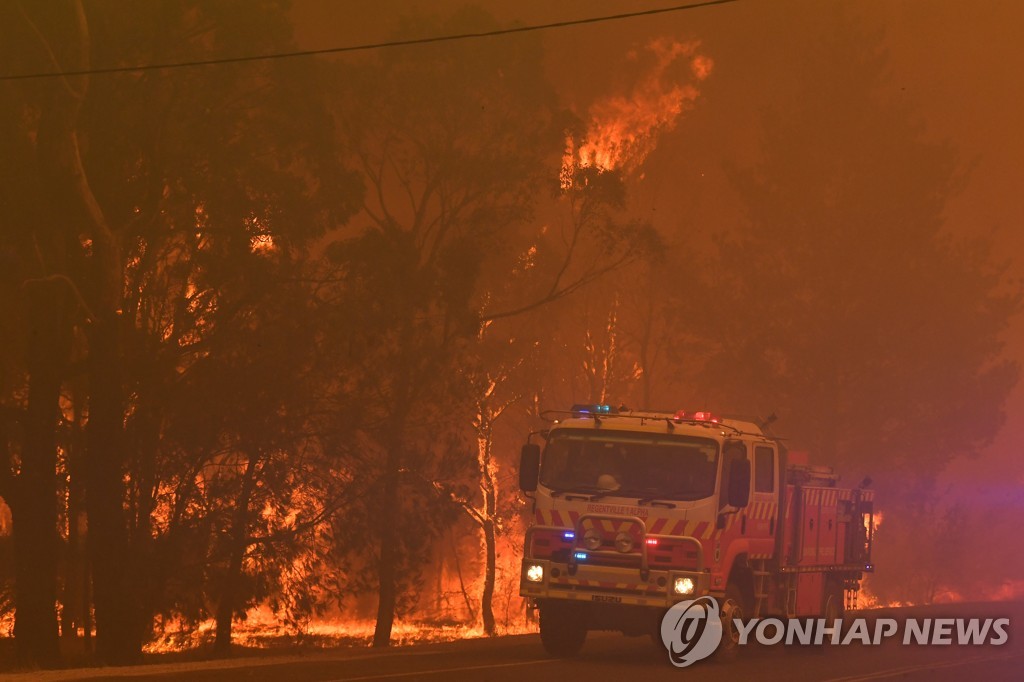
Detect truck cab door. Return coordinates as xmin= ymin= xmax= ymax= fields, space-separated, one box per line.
xmin=747 ymin=444 xmax=779 ymax=558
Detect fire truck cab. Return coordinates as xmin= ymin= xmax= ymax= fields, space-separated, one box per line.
xmin=518 ymin=405 xmax=874 ymax=657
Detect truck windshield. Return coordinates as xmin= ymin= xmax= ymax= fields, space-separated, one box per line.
xmin=539 ymin=430 xmax=720 ymax=501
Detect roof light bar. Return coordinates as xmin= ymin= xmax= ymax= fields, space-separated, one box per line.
xmin=673 ymin=410 xmax=720 ymax=424
xmin=571 ymin=404 xmax=617 ymax=417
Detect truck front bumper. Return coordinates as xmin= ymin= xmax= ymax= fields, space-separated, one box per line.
xmin=519 ymin=557 xmax=710 ymax=609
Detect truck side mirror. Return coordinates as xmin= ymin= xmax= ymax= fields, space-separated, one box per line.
xmin=728 ymin=458 xmax=751 ymax=508
xmin=519 ymin=443 xmax=541 ymax=492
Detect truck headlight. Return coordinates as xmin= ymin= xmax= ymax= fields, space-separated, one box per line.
xmin=526 ymin=564 xmax=544 ymax=582
xmin=673 ymin=577 xmax=695 ymax=595
xmin=583 ymin=529 xmax=602 ymax=550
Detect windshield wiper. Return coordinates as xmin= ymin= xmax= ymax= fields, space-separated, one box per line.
xmin=548 ymin=485 xmax=605 ymax=499
xmin=637 ymin=490 xmax=705 ymax=507
xmin=547 ymin=485 xmax=626 ymax=502
xmin=636 ymin=497 xmax=677 ymax=509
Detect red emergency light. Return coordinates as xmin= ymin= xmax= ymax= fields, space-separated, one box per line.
xmin=673 ymin=410 xmax=720 ymax=424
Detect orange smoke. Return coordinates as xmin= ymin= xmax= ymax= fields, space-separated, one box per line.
xmin=562 ymin=38 xmax=713 ymax=183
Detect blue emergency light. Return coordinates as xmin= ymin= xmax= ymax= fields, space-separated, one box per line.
xmin=571 ymin=404 xmax=617 ymax=416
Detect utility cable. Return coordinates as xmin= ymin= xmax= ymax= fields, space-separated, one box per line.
xmin=0 ymin=0 xmax=740 ymax=81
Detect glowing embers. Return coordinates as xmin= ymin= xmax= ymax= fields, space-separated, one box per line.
xmin=143 ymin=608 xmax=523 ymax=652
xmin=245 ymin=212 xmax=277 ymax=254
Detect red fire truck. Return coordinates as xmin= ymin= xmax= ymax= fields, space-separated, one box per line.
xmin=518 ymin=405 xmax=875 ymax=656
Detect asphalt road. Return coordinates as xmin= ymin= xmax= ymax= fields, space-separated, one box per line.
xmin=13 ymin=602 xmax=1023 ymax=682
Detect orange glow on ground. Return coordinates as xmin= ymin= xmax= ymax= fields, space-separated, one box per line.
xmin=144 ymin=606 xmax=536 ymax=653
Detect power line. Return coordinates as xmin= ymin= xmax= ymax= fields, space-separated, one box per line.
xmin=0 ymin=0 xmax=740 ymax=81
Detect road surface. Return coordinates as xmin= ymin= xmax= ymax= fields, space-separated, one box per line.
xmin=12 ymin=602 xmax=1022 ymax=681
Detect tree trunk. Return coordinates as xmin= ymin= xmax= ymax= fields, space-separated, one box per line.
xmin=372 ymin=349 xmax=413 ymax=649
xmin=27 ymin=0 xmax=137 ymax=663
xmin=61 ymin=400 xmax=85 ymax=641
xmin=372 ymin=456 xmax=400 ymax=648
xmin=128 ymin=403 xmax=161 ymax=646
xmin=477 ymin=411 xmax=498 ymax=637
xmin=481 ymin=518 xmax=497 ymax=636
xmin=214 ymin=454 xmax=260 ymax=653
xmin=638 ymin=270 xmax=656 ymax=410
xmin=13 ymin=280 xmax=71 ymax=668
xmin=86 ymin=309 xmax=136 ymax=663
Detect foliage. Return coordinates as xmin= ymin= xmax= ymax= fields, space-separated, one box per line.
xmin=688 ymin=11 xmax=1020 ymax=601
xmin=697 ymin=13 xmax=1018 ymax=484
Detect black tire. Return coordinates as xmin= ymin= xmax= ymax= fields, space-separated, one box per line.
xmin=715 ymin=584 xmax=747 ymax=660
xmin=650 ymin=615 xmax=670 ymax=659
xmin=823 ymin=582 xmax=845 ymax=623
xmin=818 ymin=582 xmax=845 ymax=651
xmin=539 ymin=602 xmax=588 ymax=657
xmin=782 ymin=619 xmax=818 ymax=656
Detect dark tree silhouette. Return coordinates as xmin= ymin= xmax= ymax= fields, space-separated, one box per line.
xmin=695 ymin=11 xmax=1019 ymax=595
xmin=322 ymin=8 xmax=563 ymax=646
xmin=1 ymin=0 xmax=358 ymax=663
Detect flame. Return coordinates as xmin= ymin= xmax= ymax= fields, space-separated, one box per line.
xmin=853 ymin=589 xmax=911 ymax=610
xmin=250 ymin=233 xmax=276 ymax=253
xmin=246 ymin=212 xmax=277 ymax=254
xmin=986 ymin=580 xmax=1024 ymax=601
xmin=561 ymin=38 xmax=713 ymax=184
xmin=144 ymin=606 xmax=536 ymax=653
xmin=141 ymin=436 xmax=535 ymax=653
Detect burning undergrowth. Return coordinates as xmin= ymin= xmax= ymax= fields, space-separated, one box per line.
xmin=145 ymin=606 xmax=535 ymax=653
xmin=142 ymin=517 xmax=537 ymax=653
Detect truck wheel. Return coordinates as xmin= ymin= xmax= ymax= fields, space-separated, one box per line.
xmin=801 ymin=582 xmax=846 ymax=656
xmin=715 ymin=584 xmax=747 ymax=660
xmin=539 ymin=602 xmax=587 ymax=657
xmin=820 ymin=582 xmax=845 ymax=648
xmin=823 ymin=582 xmax=845 ymax=623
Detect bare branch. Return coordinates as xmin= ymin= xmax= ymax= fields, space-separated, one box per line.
xmin=482 ymin=250 xmax=634 ymax=322
xmin=15 ymin=1 xmax=84 ymax=100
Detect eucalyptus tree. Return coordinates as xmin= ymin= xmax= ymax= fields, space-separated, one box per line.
xmin=1 ymin=0 xmax=358 ymax=662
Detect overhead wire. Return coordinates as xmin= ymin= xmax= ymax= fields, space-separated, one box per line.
xmin=0 ymin=0 xmax=740 ymax=81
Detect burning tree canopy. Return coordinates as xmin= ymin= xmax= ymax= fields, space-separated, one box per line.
xmin=563 ymin=37 xmax=713 ymax=179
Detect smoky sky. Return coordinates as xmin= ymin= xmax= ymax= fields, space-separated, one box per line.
xmin=289 ymin=0 xmax=1024 ymax=481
